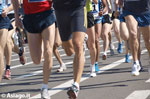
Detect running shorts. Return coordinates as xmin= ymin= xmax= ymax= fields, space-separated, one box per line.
xmin=23 ymin=9 xmax=56 ymax=33
xmin=102 ymin=14 xmax=112 ymax=25
xmin=123 ymin=10 xmax=150 ymax=27
xmin=0 ymin=15 xmax=13 ymax=30
xmin=55 ymin=7 xmax=86 ymax=41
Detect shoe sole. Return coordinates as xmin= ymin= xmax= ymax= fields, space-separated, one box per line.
xmin=131 ymin=72 xmax=140 ymax=76
xmin=67 ymin=90 xmax=77 ymax=99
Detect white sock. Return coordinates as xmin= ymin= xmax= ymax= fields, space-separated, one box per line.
xmin=135 ymin=60 xmax=140 ymax=65
xmin=95 ymin=62 xmax=98 ymax=65
xmin=90 ymin=64 xmax=95 ymax=72
xmin=103 ymin=52 xmax=107 ymax=55
xmin=41 ymin=84 xmax=48 ymax=89
xmin=74 ymin=82 xmax=79 ymax=89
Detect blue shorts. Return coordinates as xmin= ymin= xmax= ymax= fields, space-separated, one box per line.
xmin=123 ymin=10 xmax=150 ymax=27
xmin=0 ymin=15 xmax=13 ymax=30
xmin=94 ymin=16 xmax=103 ymax=24
xmin=119 ymin=14 xmax=125 ymax=22
xmin=23 ymin=9 xmax=56 ymax=33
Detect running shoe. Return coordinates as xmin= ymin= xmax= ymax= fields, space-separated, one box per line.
xmin=117 ymin=42 xmax=123 ymax=54
xmin=102 ymin=52 xmax=107 ymax=60
xmin=67 ymin=84 xmax=79 ymax=99
xmin=41 ymin=88 xmax=50 ymax=99
xmin=125 ymin=54 xmax=131 ymax=63
xmin=131 ymin=62 xmax=141 ymax=76
xmin=57 ymin=63 xmax=67 ymax=72
xmin=139 ymin=61 xmax=144 ymax=72
xmin=19 ymin=47 xmax=26 ymax=65
xmin=95 ymin=63 xmax=100 ymax=72
xmin=4 ymin=69 xmax=11 ymax=80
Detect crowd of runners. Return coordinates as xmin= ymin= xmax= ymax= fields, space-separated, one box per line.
xmin=0 ymin=0 xmax=150 ymax=99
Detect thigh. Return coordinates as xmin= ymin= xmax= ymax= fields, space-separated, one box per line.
xmin=87 ymin=26 xmax=95 ymax=44
xmin=42 ymin=23 xmax=55 ymax=54
xmin=62 ymin=39 xmax=75 ymax=56
xmin=102 ymin=23 xmax=112 ymax=35
xmin=27 ymin=32 xmax=42 ymax=61
xmin=120 ymin=22 xmax=129 ymax=39
xmin=125 ymin=15 xmax=138 ymax=36
xmin=140 ymin=26 xmax=150 ymax=41
xmin=0 ymin=29 xmax=8 ymax=49
xmin=95 ymin=23 xmax=102 ymax=40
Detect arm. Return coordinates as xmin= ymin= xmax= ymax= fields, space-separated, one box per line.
xmin=1 ymin=4 xmax=13 ymax=17
xmin=11 ymin=0 xmax=23 ymax=28
xmin=102 ymin=0 xmax=108 ymax=14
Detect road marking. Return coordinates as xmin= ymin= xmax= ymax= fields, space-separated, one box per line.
xmin=10 ymin=40 xmax=120 ymax=69
xmin=14 ymin=46 xmax=121 ymax=79
xmin=125 ymin=90 xmax=150 ymax=99
xmin=146 ymin=78 xmax=150 ymax=83
xmin=30 ymin=49 xmax=147 ymax=98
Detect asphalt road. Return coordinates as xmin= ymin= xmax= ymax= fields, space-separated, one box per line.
xmin=0 ymin=35 xmax=150 ymax=99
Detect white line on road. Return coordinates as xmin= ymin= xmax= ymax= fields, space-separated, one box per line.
xmin=146 ymin=78 xmax=150 ymax=83
xmin=125 ymin=90 xmax=150 ymax=99
xmin=30 ymin=49 xmax=147 ymax=98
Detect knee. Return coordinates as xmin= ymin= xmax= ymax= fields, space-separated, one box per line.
xmin=44 ymin=48 xmax=53 ymax=59
xmin=73 ymin=40 xmax=83 ymax=53
xmin=129 ymin=32 xmax=137 ymax=40
xmin=32 ymin=58 xmax=41 ymax=65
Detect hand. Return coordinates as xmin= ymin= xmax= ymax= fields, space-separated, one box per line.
xmin=15 ymin=18 xmax=23 ymax=28
xmin=1 ymin=8 xmax=8 ymax=17
xmin=114 ymin=11 xmax=119 ymax=18
xmin=99 ymin=11 xmax=103 ymax=17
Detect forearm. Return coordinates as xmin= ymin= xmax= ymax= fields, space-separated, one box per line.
xmin=102 ymin=0 xmax=108 ymax=14
xmin=11 ymin=0 xmax=20 ymax=19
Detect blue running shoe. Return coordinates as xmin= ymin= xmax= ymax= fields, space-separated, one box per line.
xmin=125 ymin=54 xmax=131 ymax=63
xmin=95 ymin=63 xmax=100 ymax=72
xmin=117 ymin=42 xmax=123 ymax=53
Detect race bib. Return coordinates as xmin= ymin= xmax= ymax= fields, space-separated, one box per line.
xmin=28 ymin=0 xmax=46 ymax=3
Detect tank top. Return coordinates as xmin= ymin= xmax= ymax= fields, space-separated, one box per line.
xmin=23 ymin=0 xmax=52 ymax=14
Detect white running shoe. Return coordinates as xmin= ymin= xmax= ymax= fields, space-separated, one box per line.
xmin=41 ymin=88 xmax=50 ymax=99
xmin=90 ymin=64 xmax=96 ymax=77
xmin=131 ymin=62 xmax=141 ymax=76
xmin=57 ymin=63 xmax=67 ymax=72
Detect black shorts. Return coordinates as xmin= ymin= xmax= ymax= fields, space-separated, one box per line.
xmin=23 ymin=9 xmax=56 ymax=33
xmin=102 ymin=14 xmax=112 ymax=25
xmin=55 ymin=7 xmax=86 ymax=41
xmin=0 ymin=15 xmax=13 ymax=31
xmin=87 ymin=12 xmax=95 ymax=28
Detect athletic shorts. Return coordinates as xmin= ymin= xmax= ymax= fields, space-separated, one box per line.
xmin=94 ymin=16 xmax=103 ymax=24
xmin=87 ymin=12 xmax=95 ymax=28
xmin=23 ymin=9 xmax=56 ymax=33
xmin=119 ymin=14 xmax=125 ymax=22
xmin=0 ymin=15 xmax=13 ymax=30
xmin=123 ymin=10 xmax=150 ymax=27
xmin=55 ymin=7 xmax=86 ymax=41
xmin=102 ymin=14 xmax=112 ymax=25
xmin=111 ymin=11 xmax=119 ymax=20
